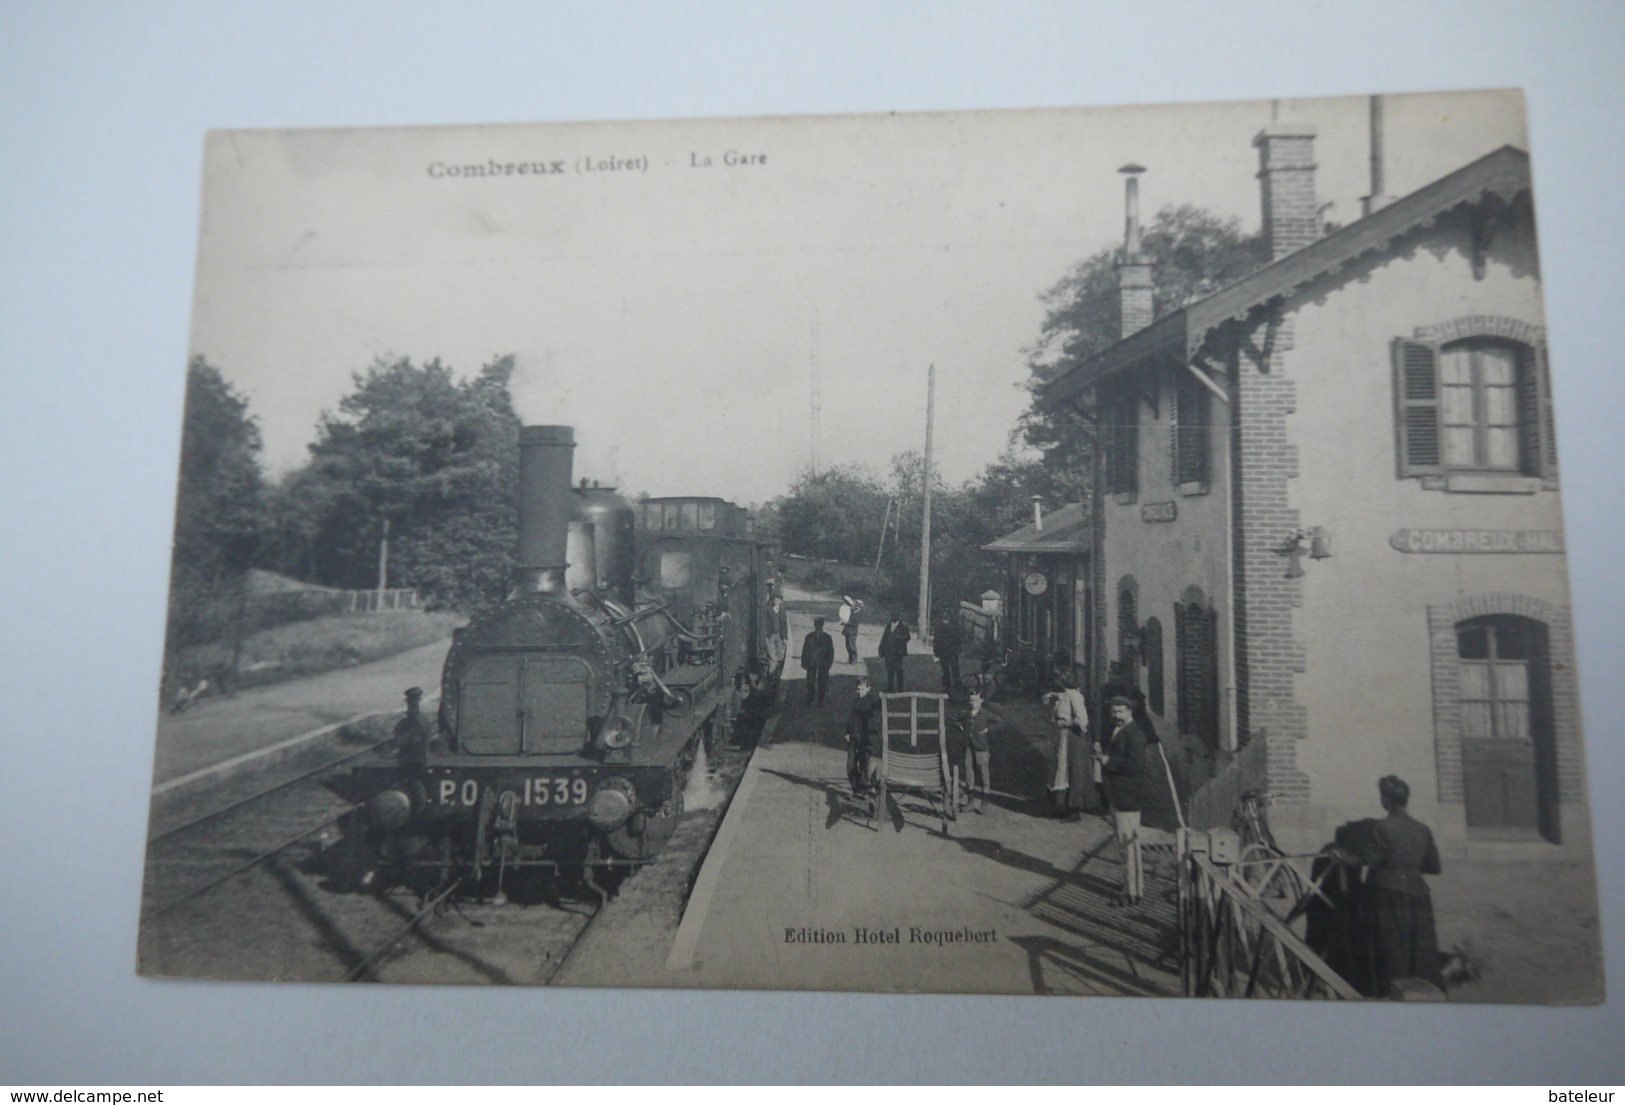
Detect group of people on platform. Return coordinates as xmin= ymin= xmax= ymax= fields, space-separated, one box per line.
xmin=795 ymin=602 xmax=1444 ymax=993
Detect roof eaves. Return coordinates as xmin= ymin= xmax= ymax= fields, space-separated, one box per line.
xmin=1036 ymin=145 xmax=1531 ymax=411
xmin=1037 ymin=309 xmax=1187 ymax=409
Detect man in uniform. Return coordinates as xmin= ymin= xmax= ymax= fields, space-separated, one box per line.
xmin=394 ymin=686 xmax=432 ymax=771
xmin=800 ymin=616 xmax=836 ymax=706
xmin=878 ymin=612 xmax=912 ymax=693
xmin=933 ymin=613 xmax=964 ymax=694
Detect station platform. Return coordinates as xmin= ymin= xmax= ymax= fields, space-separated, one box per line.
xmin=650 ymin=605 xmax=1184 ymax=997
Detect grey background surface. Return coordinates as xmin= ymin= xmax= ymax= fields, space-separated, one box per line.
xmin=1 ymin=0 xmax=1621 ymax=1085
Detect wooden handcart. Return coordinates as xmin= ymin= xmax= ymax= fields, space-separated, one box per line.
xmin=874 ymin=692 xmax=957 ymax=835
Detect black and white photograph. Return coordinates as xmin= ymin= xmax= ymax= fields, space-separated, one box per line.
xmin=135 ymin=89 xmax=1603 ymax=1003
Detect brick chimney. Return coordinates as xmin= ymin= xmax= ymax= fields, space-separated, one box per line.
xmin=1116 ymin=163 xmax=1153 ymax=337
xmin=1253 ymin=123 xmax=1319 ymax=260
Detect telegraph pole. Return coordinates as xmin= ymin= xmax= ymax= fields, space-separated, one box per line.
xmin=917 ymin=364 xmax=934 ymax=639
xmin=376 ymin=517 xmax=390 ymax=610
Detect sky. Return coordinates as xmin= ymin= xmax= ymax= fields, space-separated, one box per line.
xmin=190 ymin=90 xmax=1527 ymax=505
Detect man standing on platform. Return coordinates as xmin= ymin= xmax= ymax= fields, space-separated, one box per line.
xmin=932 ymin=613 xmax=963 ymax=694
xmin=1097 ymin=695 xmax=1148 ymax=906
xmin=801 ymin=616 xmax=835 ymax=706
xmin=878 ymin=611 xmax=912 ymax=693
xmin=839 ymin=596 xmax=864 ymax=664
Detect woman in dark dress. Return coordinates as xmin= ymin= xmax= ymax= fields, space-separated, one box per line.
xmin=1335 ymin=775 xmax=1445 ymax=995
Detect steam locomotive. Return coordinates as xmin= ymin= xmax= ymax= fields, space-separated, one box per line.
xmin=347 ymin=425 xmax=781 ymax=898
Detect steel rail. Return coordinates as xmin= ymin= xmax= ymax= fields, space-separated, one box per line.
xmin=142 ymin=804 xmax=359 ymax=920
xmin=147 ymin=734 xmax=397 ymax=846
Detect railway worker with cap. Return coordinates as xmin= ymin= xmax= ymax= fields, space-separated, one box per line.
xmin=801 ymin=616 xmax=836 ymax=707
xmin=394 ymin=686 xmax=432 ymax=771
xmin=1096 ymin=695 xmax=1149 ymax=905
xmin=878 ymin=612 xmax=912 ymax=693
xmin=1334 ymin=775 xmax=1445 ymax=996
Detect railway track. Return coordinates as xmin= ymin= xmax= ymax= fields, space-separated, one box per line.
xmin=138 ymin=700 xmax=768 ymax=985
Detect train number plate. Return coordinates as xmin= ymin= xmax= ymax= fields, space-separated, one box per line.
xmin=433 ymin=777 xmax=590 ymax=808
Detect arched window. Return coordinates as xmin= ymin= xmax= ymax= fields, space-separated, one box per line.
xmin=1116 ymin=576 xmax=1139 ymax=688
xmin=1143 ymin=616 xmax=1165 ymax=717
xmin=1175 ymin=588 xmax=1218 ymax=746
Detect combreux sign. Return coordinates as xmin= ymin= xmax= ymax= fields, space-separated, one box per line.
xmin=1389 ymin=529 xmax=1565 ymax=554
xmin=1142 ymin=502 xmax=1177 ymax=524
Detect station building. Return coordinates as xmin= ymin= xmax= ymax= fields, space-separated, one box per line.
xmin=1039 ymin=125 xmax=1587 ymax=857
xmin=980 ymin=501 xmax=1091 ymax=673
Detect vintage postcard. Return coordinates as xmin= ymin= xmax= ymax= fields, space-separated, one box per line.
xmin=139 ymin=90 xmax=1602 ymax=1002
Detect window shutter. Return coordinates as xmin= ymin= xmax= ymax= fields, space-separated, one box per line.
xmin=1201 ymin=605 xmax=1219 ymax=746
xmin=1538 ymin=341 xmax=1558 ymax=477
xmin=1175 ymin=370 xmax=1210 ymax=485
xmin=1168 ymin=371 xmax=1180 ymax=485
xmin=1174 ymin=602 xmax=1190 ymax=734
xmin=1102 ymin=385 xmax=1118 ymax=494
xmin=1393 ymin=338 xmax=1443 ymax=476
xmin=1515 ymin=344 xmax=1542 ymax=476
xmin=1115 ymin=392 xmax=1139 ymax=495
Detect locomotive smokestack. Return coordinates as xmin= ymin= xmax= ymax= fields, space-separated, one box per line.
xmin=517 ymin=425 xmax=575 ymax=593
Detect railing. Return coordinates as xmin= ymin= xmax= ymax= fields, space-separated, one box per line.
xmin=1176 ymin=828 xmax=1360 ymax=1000
xmin=344 ymin=588 xmax=421 ymax=613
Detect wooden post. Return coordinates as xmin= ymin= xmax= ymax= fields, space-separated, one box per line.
xmin=917 ymin=364 xmax=934 ymax=641
xmin=376 ymin=517 xmax=390 ymax=612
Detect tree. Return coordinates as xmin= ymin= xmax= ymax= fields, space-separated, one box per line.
xmin=272 ymin=355 xmax=523 ymax=609
xmin=1016 ymin=205 xmax=1268 ymax=481
xmin=165 ymin=357 xmax=269 ymax=654
xmin=773 ymin=463 xmax=890 ymax=566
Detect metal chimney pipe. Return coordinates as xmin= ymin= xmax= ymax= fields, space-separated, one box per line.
xmin=1363 ymin=95 xmax=1391 ymax=217
xmin=517 ymin=425 xmax=575 ymax=593
xmin=1031 ymin=495 xmax=1044 ymax=531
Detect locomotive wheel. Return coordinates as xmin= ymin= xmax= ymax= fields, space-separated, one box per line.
xmin=606 ymin=790 xmax=685 ymax=861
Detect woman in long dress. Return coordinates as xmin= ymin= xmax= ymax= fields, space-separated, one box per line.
xmin=1336 ymin=775 xmax=1445 ymax=994
xmin=1046 ymin=672 xmax=1090 ymax=821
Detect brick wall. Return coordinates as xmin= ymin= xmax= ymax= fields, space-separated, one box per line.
xmin=1230 ymin=312 xmax=1312 ymax=804
xmin=1254 ymin=124 xmax=1319 ymax=261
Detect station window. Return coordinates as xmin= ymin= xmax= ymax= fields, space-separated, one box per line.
xmin=681 ymin=502 xmax=699 ymax=530
xmin=699 ymin=502 xmax=717 ymax=530
xmin=663 ymin=503 xmax=682 ymax=530
xmin=1393 ymin=335 xmax=1556 ymax=482
xmin=643 ymin=503 xmax=663 ymax=530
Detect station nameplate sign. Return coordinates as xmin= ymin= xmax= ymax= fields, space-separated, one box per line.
xmin=1142 ymin=501 xmax=1177 ymax=524
xmin=1389 ymin=529 xmax=1564 ymax=554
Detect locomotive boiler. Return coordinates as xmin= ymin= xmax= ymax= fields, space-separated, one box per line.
xmin=349 ymin=424 xmax=780 ymax=897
